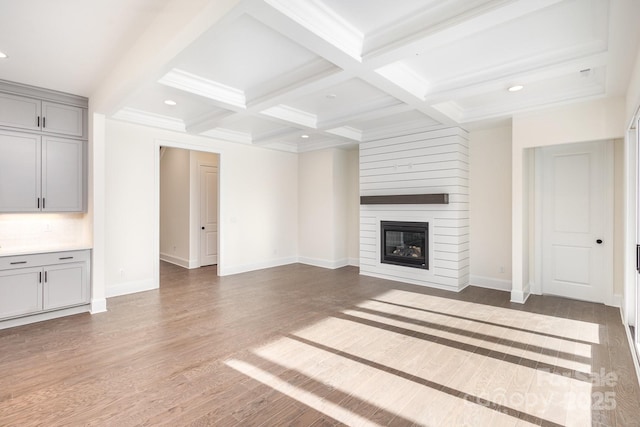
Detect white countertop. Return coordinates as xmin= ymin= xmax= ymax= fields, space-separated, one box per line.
xmin=0 ymin=245 xmax=93 ymax=257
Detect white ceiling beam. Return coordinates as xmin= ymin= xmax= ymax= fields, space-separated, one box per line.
xmin=363 ymin=0 xmax=566 ymax=70
xmin=91 ymin=0 xmax=244 ymax=114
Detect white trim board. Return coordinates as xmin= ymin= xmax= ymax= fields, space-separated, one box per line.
xmin=298 ymin=257 xmax=350 ymax=270
xmin=160 ymin=252 xmax=198 ymax=269
xmin=470 ymin=275 xmax=511 ymax=292
xmin=106 ymin=278 xmax=157 ymax=298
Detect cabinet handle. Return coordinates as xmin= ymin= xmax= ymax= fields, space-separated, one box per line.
xmin=42 ymin=198 xmax=45 ymax=209
xmin=37 ymin=198 xmax=40 ymax=209
xmin=59 ymin=256 xmax=73 ymax=260
xmin=10 ymin=261 xmax=27 ymax=265
xmin=37 ymin=116 xmax=40 ymax=127
xmin=43 ymin=117 xmax=46 ymax=128
xmin=39 ymin=272 xmax=42 ymax=283
xmin=44 ymin=271 xmax=47 ymax=283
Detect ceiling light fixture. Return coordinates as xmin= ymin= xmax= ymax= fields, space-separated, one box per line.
xmin=164 ymin=99 xmax=177 ymax=106
xmin=301 ymin=134 xmax=310 ymax=139
xmin=326 ymin=93 xmax=337 ymax=99
xmin=508 ymin=85 xmax=524 ymax=92
xmin=0 ymin=51 xmax=7 ymax=59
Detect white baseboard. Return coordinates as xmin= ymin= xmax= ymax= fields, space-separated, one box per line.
xmin=348 ymin=257 xmax=360 ymax=267
xmin=359 ymin=270 xmax=464 ymax=292
xmin=298 ymin=257 xmax=349 ymax=270
xmin=470 ymin=275 xmax=512 ymax=292
xmin=510 ymin=284 xmax=531 ymax=304
xmin=107 ymin=278 xmax=157 ymax=298
xmin=159 ymin=253 xmax=194 ymax=269
xmin=219 ymin=256 xmax=298 ymax=276
xmin=607 ymin=293 xmax=623 ymax=308
xmin=90 ymin=298 xmax=107 ymax=313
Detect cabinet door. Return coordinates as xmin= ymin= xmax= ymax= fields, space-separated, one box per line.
xmin=41 ymin=101 xmax=84 ymax=138
xmin=0 ymin=93 xmax=41 ymax=132
xmin=42 ymin=137 xmax=84 ymax=212
xmin=0 ymin=267 xmax=43 ymax=320
xmin=0 ymin=131 xmax=41 ymax=212
xmin=43 ymin=263 xmax=88 ymax=310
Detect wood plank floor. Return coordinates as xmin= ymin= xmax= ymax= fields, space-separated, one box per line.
xmin=1 ymin=262 xmax=639 ymax=426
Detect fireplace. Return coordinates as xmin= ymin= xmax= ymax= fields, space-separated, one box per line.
xmin=381 ymin=221 xmax=429 ymax=269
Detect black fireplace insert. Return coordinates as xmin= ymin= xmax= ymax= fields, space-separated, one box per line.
xmin=381 ymin=221 xmax=429 ymax=269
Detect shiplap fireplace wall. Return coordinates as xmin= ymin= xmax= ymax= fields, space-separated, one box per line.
xmin=359 ymin=127 xmax=470 ymax=291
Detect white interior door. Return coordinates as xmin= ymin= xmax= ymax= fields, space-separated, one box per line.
xmin=199 ymin=164 xmax=218 ymax=267
xmin=541 ymin=141 xmax=612 ymax=303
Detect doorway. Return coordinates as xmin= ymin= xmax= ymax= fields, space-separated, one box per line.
xmin=537 ymin=140 xmax=614 ymax=303
xmin=159 ymin=147 xmax=219 ymax=271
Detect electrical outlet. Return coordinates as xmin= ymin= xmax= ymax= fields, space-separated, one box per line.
xmin=499 ymin=266 xmax=505 ymax=274
xmin=44 ymin=223 xmax=52 ymax=232
xmin=119 ymin=268 xmax=124 ymax=278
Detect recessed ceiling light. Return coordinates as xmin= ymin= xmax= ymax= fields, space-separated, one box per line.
xmin=164 ymin=99 xmax=177 ymax=106
xmin=0 ymin=51 xmax=7 ymax=59
xmin=301 ymin=134 xmax=310 ymax=139
xmin=508 ymin=85 xmax=524 ymax=92
xmin=326 ymin=93 xmax=337 ymax=99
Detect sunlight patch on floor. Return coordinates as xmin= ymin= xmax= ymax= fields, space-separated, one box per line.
xmin=374 ymin=289 xmax=600 ymax=344
xmin=225 ymin=291 xmax=601 ymax=426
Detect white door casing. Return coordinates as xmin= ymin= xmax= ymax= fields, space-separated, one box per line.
xmin=541 ymin=140 xmax=613 ymax=303
xmin=636 ymin=115 xmax=640 ymax=354
xmin=199 ymin=164 xmax=218 ymax=267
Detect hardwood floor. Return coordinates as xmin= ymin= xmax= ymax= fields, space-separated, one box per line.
xmin=1 ymin=262 xmax=639 ymax=426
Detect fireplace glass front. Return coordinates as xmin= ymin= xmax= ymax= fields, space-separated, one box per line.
xmin=381 ymin=221 xmax=429 ymax=269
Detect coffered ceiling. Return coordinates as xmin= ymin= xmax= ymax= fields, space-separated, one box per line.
xmin=1 ymin=0 xmax=639 ymax=152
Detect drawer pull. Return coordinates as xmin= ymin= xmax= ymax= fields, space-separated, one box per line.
xmin=10 ymin=261 xmax=27 ymax=265
xmin=59 ymin=256 xmax=74 ymax=260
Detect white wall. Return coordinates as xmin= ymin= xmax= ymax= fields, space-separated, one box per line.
xmin=104 ymin=119 xmax=298 ymax=297
xmin=469 ymin=125 xmax=512 ymax=291
xmin=159 ymin=147 xmax=191 ymax=266
xmin=298 ymin=148 xmax=355 ymax=269
xmin=105 ymin=121 xmax=156 ymax=296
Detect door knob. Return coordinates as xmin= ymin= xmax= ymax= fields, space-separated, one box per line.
xmin=596 ymin=239 xmax=603 ymax=244
xmin=201 ymin=226 xmax=205 ymax=230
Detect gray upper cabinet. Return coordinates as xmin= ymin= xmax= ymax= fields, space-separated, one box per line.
xmin=0 ymin=93 xmax=85 ymax=138
xmin=41 ymin=101 xmax=84 ymax=138
xmin=0 ymin=131 xmax=41 ymax=212
xmin=0 ymin=81 xmax=87 ymax=213
xmin=0 ymin=93 xmax=41 ymax=132
xmin=42 ymin=136 xmax=84 ymax=212
xmin=0 ymin=130 xmax=85 ymax=212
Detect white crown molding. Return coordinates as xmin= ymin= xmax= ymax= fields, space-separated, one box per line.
xmin=159 ymin=68 xmax=246 ymax=109
xmin=375 ymin=62 xmax=429 ymax=100
xmin=200 ymin=127 xmax=253 ymax=144
xmin=185 ymin=109 xmax=235 ymax=134
xmin=297 ymin=138 xmax=355 ymax=153
xmin=457 ymin=82 xmax=606 ymax=123
xmin=264 ymin=0 xmax=363 ymax=61
xmin=326 ymin=126 xmax=362 ymax=142
xmin=112 ymin=107 xmax=186 ymax=132
xmin=362 ymin=118 xmax=449 ymax=142
xmin=261 ymin=104 xmax=317 ymax=128
xmin=252 ymin=127 xmax=301 ymax=145
xmin=318 ymin=97 xmax=407 ymax=130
